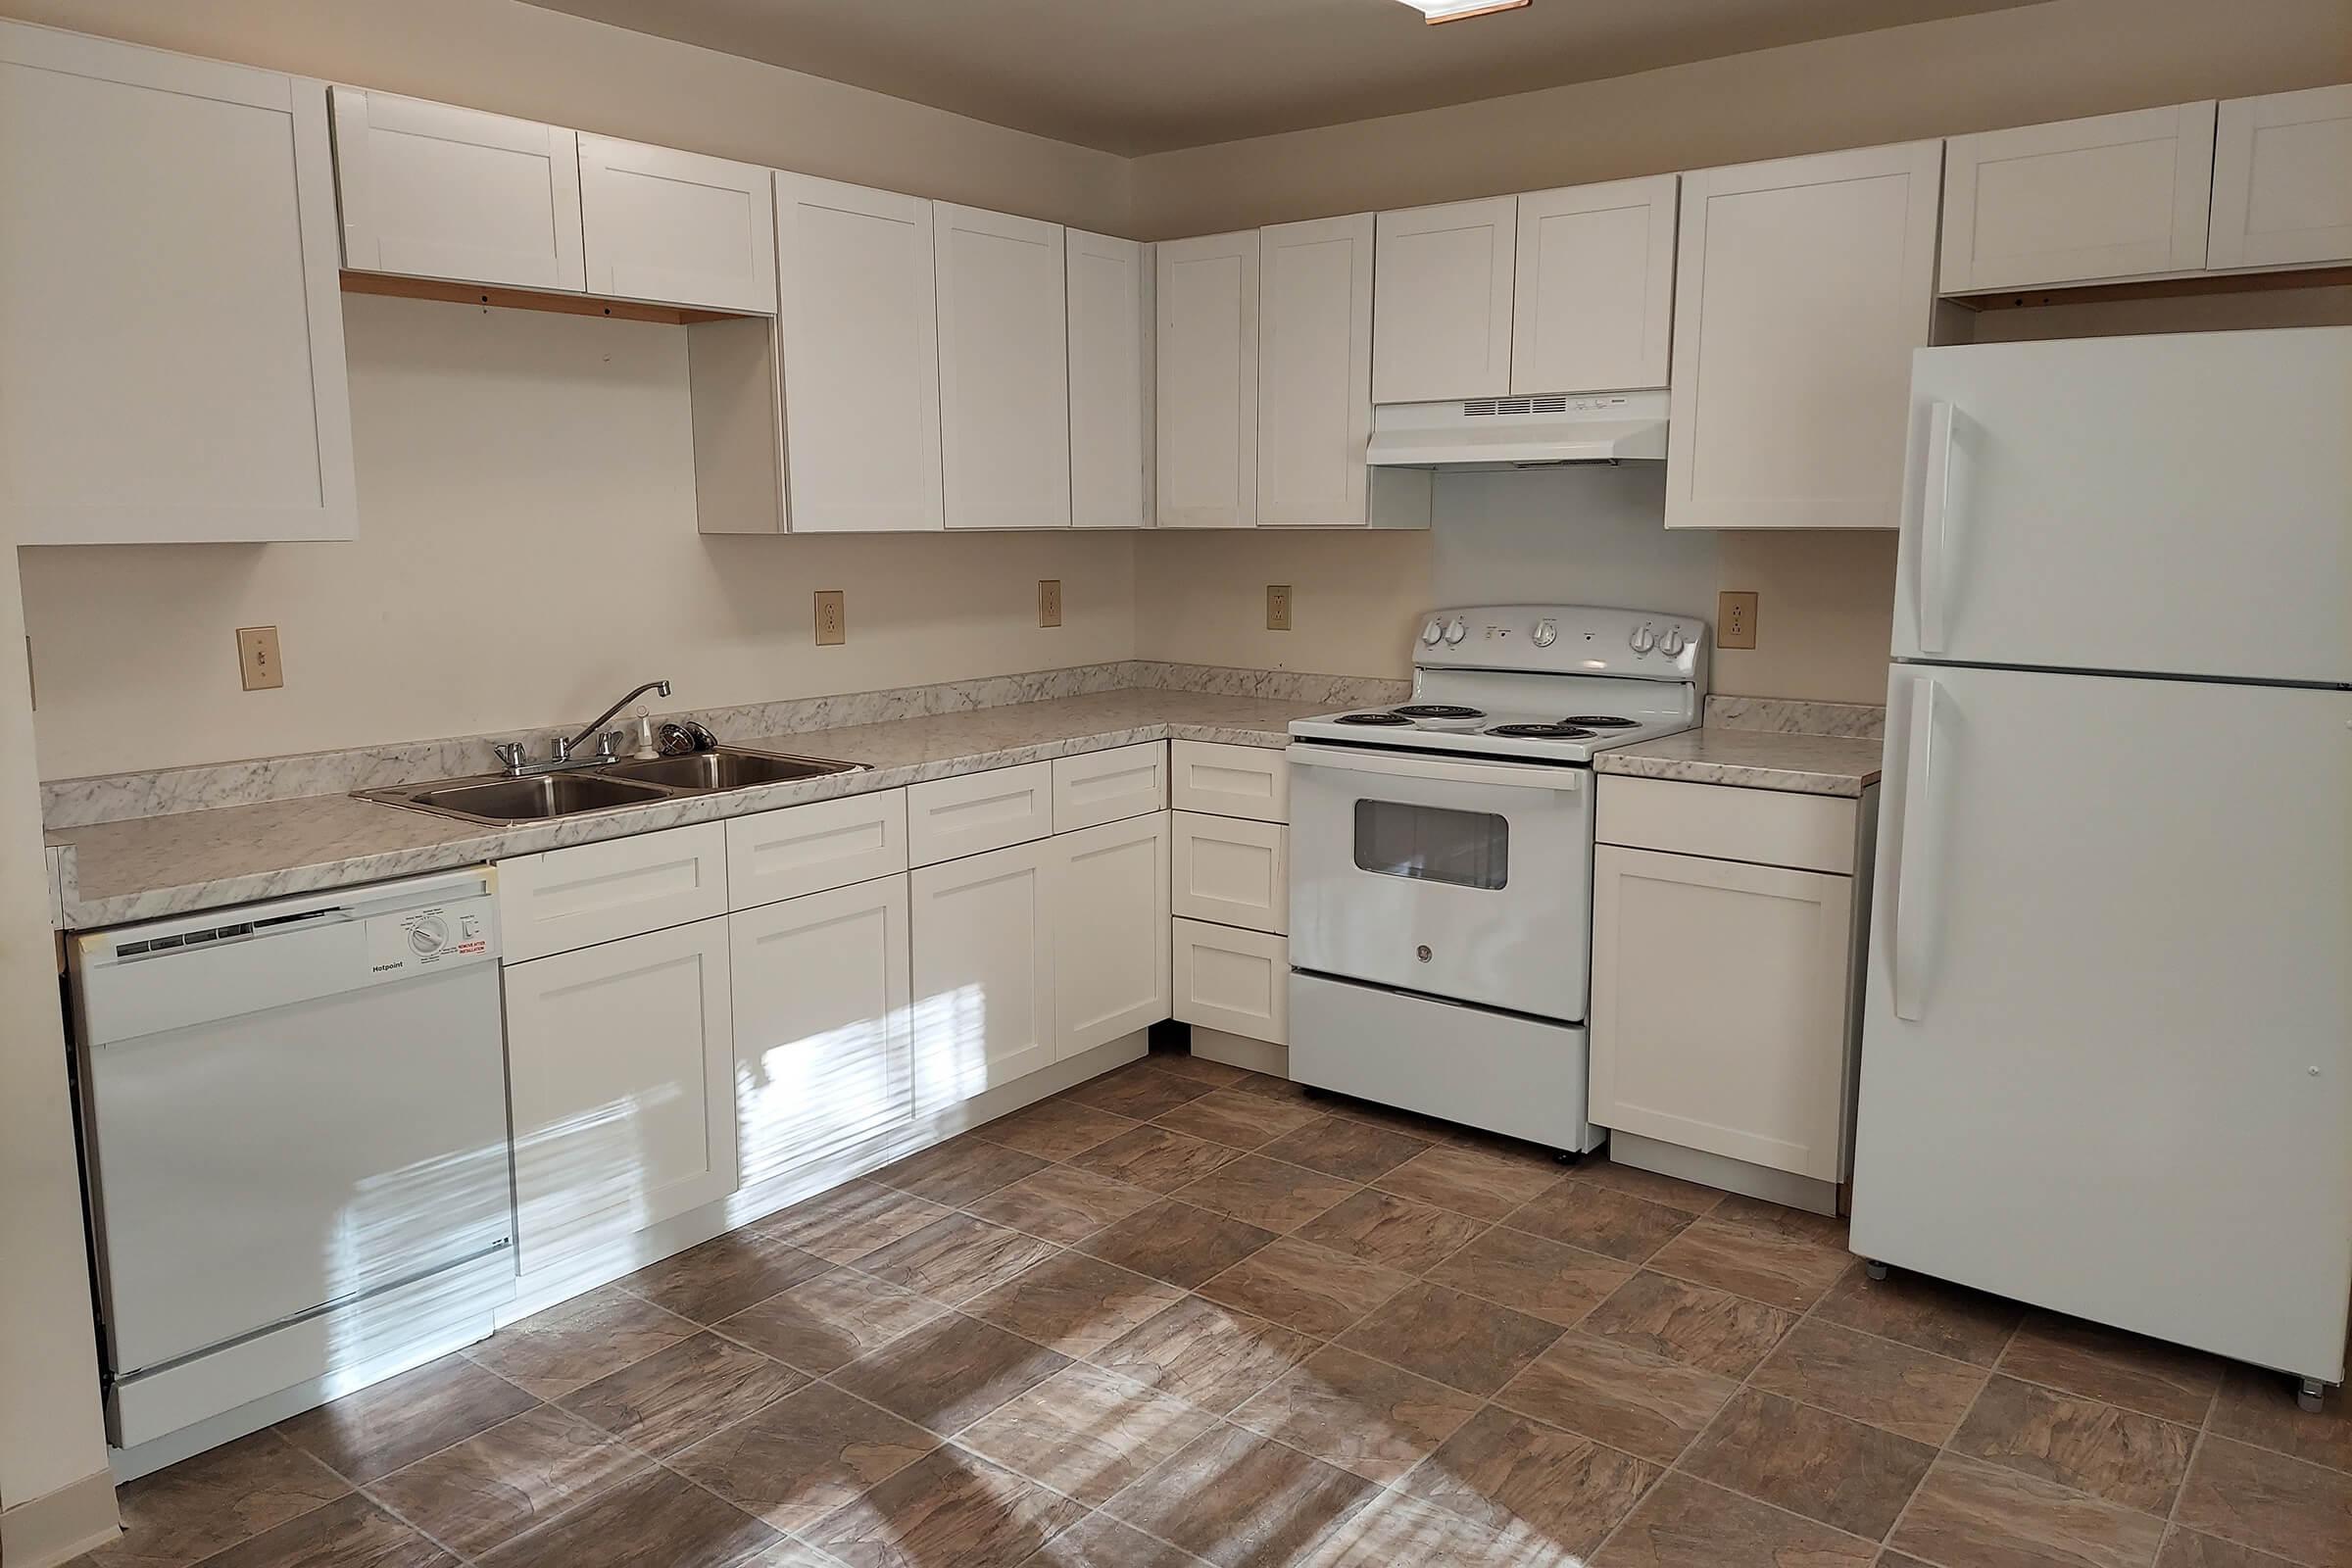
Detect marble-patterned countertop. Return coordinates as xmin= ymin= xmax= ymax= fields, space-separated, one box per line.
xmin=49 ymin=689 xmax=1322 ymax=930
xmin=1593 ymin=726 xmax=1886 ymax=797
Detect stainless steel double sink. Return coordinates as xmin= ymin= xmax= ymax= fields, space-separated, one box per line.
xmin=355 ymin=747 xmax=865 ymax=826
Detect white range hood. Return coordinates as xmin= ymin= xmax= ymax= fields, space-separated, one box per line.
xmin=1367 ymin=390 xmax=1668 ymax=469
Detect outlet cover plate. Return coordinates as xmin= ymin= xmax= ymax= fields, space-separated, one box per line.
xmin=236 ymin=626 xmax=284 ymax=690
xmin=1038 ymin=579 xmax=1062 ymax=627
xmin=814 ymin=590 xmax=846 ymax=646
xmin=1266 ymin=584 xmax=1294 ymax=632
xmin=1718 ymin=591 xmax=1758 ymax=650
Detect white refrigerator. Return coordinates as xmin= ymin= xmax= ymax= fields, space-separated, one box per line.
xmin=1850 ymin=327 xmax=2352 ymax=1403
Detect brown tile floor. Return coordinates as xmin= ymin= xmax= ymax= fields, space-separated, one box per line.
xmin=82 ymin=1054 xmax=2352 ymax=1568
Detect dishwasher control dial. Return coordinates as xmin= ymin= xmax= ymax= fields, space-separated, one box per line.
xmin=1421 ymin=619 xmax=1446 ymax=647
xmin=1443 ymin=617 xmax=1468 ymax=646
xmin=407 ymin=916 xmax=449 ymax=957
xmin=1629 ymin=624 xmax=1657 ymax=654
xmin=1531 ymin=619 xmax=1558 ymax=648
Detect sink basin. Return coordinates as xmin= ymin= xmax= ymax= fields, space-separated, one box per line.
xmin=388 ymin=773 xmax=674 ymax=824
xmin=598 ymin=748 xmax=863 ymax=792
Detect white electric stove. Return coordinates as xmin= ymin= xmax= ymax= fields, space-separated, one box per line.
xmin=1285 ymin=604 xmax=1706 ymax=1152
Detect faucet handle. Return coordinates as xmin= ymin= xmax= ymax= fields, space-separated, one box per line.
xmin=493 ymin=742 xmax=527 ymax=774
xmin=599 ymin=730 xmax=625 ymax=760
xmin=551 ymin=735 xmax=574 ymax=762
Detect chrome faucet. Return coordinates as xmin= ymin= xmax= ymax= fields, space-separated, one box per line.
xmin=495 ymin=680 xmax=671 ymax=776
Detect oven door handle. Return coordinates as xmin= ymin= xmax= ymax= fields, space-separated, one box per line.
xmin=1285 ymin=744 xmax=1585 ymax=793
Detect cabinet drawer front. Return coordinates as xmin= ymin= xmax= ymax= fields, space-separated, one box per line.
xmin=504 ymin=916 xmax=736 ymax=1271
xmin=1169 ymin=740 xmax=1289 ymax=822
xmin=1172 ymin=812 xmax=1288 ymax=934
xmin=1053 ymin=744 xmax=1167 ymax=833
xmin=1173 ymin=917 xmax=1287 ymax=1046
xmin=726 ymin=790 xmax=908 ymax=909
xmin=1597 ymin=775 xmax=1856 ymax=875
xmin=907 ymin=762 xmax=1054 ymax=866
xmin=1590 ymin=846 xmax=1853 ymax=1181
xmin=499 ymin=821 xmax=728 ymax=960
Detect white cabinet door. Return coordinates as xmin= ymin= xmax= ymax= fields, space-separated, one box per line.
xmin=505 ymin=916 xmax=737 ymax=1272
xmin=2210 ymin=84 xmax=2352 ymax=270
xmin=1590 ymin=846 xmax=1854 ymax=1182
xmin=1067 ymin=229 xmax=1154 ymax=529
xmin=1156 ymin=231 xmax=1259 ymax=529
xmin=1 ymin=24 xmax=355 ymax=545
xmin=1172 ymin=812 xmax=1287 ymax=935
xmin=1666 ymin=141 xmax=1940 ymax=531
xmin=935 ymin=203 xmax=1071 ymax=530
xmin=329 ymin=87 xmax=583 ymax=291
xmin=910 ymin=838 xmax=1056 ymax=1103
xmin=1941 ymin=103 xmax=2215 ymax=292
xmin=1173 ymin=918 xmax=1287 ymax=1047
xmin=1371 ymin=196 xmax=1517 ymax=404
xmin=1511 ymin=175 xmax=1676 ymax=395
xmin=732 ymin=875 xmax=913 ymax=1188
xmin=775 ymin=174 xmax=945 ymax=532
xmin=576 ymin=133 xmax=774 ymax=313
xmin=1256 ymin=214 xmax=1374 ymax=528
xmin=1053 ymin=813 xmax=1171 ymax=1059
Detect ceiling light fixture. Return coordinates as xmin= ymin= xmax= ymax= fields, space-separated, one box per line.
xmin=1396 ymin=0 xmax=1531 ymax=23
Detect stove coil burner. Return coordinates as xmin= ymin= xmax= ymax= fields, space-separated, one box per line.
xmin=1488 ymin=723 xmax=1596 ymax=739
xmin=1333 ymin=711 xmax=1414 ymax=726
xmin=1559 ymin=714 xmax=1641 ymax=728
xmin=1392 ymin=705 xmax=1486 ymax=721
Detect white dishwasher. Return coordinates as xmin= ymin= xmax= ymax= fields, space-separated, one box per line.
xmin=72 ymin=867 xmax=516 ymax=1450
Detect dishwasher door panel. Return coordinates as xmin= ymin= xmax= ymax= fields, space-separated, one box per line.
xmin=86 ymin=961 xmax=513 ymax=1375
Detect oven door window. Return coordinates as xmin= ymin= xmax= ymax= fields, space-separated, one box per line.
xmin=1351 ymin=799 xmax=1508 ymax=889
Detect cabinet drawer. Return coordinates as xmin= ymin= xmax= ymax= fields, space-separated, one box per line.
xmin=1053 ymin=743 xmax=1167 ymax=833
xmin=1174 ymin=917 xmax=1287 ymax=1046
xmin=1172 ymin=812 xmax=1287 ymax=935
xmin=499 ymin=821 xmax=728 ymax=961
xmin=1597 ymin=775 xmax=1856 ymax=875
xmin=907 ymin=762 xmax=1054 ymax=866
xmin=726 ymin=790 xmax=907 ymax=910
xmin=1170 ymin=740 xmax=1289 ymax=822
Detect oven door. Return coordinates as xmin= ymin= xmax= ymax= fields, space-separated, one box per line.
xmin=1286 ymin=743 xmax=1594 ymax=1020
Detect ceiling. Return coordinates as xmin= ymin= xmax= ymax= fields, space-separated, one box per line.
xmin=521 ymin=0 xmax=2046 ymax=156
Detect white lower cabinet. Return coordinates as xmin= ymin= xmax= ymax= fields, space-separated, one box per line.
xmin=505 ymin=916 xmax=738 ymax=1272
xmin=1054 ymin=813 xmax=1171 ymax=1059
xmin=1173 ymin=918 xmax=1288 ymax=1046
xmin=1172 ymin=811 xmax=1286 ymax=934
xmin=910 ymin=837 xmax=1058 ymax=1105
xmin=1589 ymin=829 xmax=1862 ymax=1186
xmin=731 ymin=875 xmax=913 ymax=1190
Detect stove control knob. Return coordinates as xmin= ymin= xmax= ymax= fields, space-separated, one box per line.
xmin=1421 ymin=619 xmax=1446 ymax=647
xmin=1659 ymin=626 xmax=1687 ymax=658
xmin=1531 ymin=618 xmax=1558 ymax=648
xmin=1629 ymin=623 xmax=1656 ymax=654
xmin=1443 ymin=617 xmax=1468 ymax=646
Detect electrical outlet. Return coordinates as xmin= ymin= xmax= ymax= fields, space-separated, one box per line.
xmin=1266 ymin=584 xmax=1294 ymax=632
xmin=236 ymin=626 xmax=284 ymax=690
xmin=1038 ymin=579 xmax=1062 ymax=627
xmin=813 ymin=590 xmax=846 ymax=646
xmin=1718 ymin=591 xmax=1758 ymax=651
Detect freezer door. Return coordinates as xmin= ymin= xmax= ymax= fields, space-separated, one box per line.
xmin=1892 ymin=327 xmax=2352 ymax=684
xmin=1852 ymin=665 xmax=2352 ymax=1380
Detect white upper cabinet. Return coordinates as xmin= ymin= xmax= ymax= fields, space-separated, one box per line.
xmin=774 ymin=174 xmax=945 ymax=531
xmin=577 ymin=133 xmax=775 ymax=313
xmin=1940 ymin=103 xmax=2215 ymax=292
xmin=1 ymin=23 xmax=356 ymax=545
xmin=1371 ymin=196 xmax=1517 ymax=403
xmin=1511 ymin=175 xmax=1678 ymax=394
xmin=934 ymin=203 xmax=1072 ymax=529
xmin=1067 ymin=229 xmax=1155 ymax=528
xmin=1156 ymin=230 xmax=1260 ymax=529
xmin=1667 ymin=141 xmax=1941 ymax=531
xmin=329 ymin=87 xmax=584 ymax=292
xmin=1256 ymin=215 xmax=1374 ymax=527
xmin=2210 ymin=84 xmax=2352 ymax=270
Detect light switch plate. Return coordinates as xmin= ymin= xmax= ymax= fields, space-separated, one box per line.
xmin=1718 ymin=591 xmax=1758 ymax=650
xmin=813 ymin=591 xmax=846 ymax=646
xmin=236 ymin=626 xmax=284 ymax=690
xmin=1266 ymin=584 xmax=1294 ymax=632
xmin=1038 ymin=579 xmax=1062 ymax=627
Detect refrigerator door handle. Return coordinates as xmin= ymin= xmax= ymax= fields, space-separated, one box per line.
xmin=1892 ymin=675 xmax=1938 ymax=1021
xmin=1917 ymin=401 xmax=1957 ymax=655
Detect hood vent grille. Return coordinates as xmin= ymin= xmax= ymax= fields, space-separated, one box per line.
xmin=1463 ymin=395 xmax=1570 ymax=417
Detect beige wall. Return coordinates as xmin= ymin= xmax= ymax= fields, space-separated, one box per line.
xmin=1125 ymin=0 xmax=2352 ymax=704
